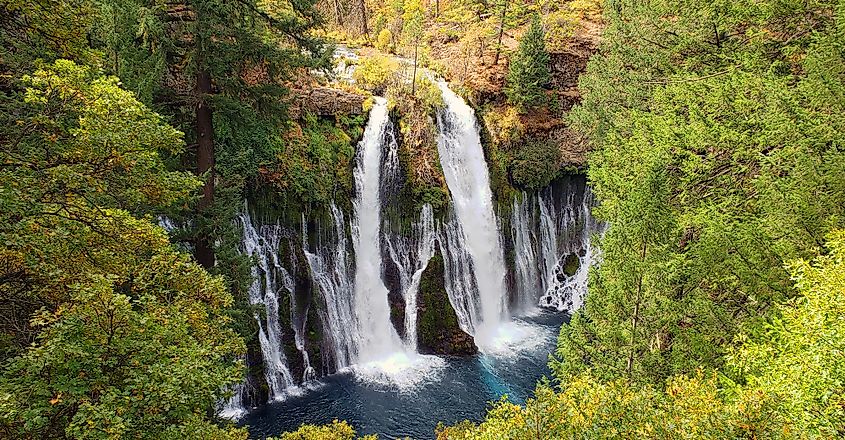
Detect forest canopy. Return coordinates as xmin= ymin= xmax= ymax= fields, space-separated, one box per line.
xmin=2 ymin=0 xmax=845 ymax=438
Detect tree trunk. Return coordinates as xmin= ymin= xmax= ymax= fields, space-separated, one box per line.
xmin=493 ymin=0 xmax=510 ymax=65
xmin=333 ymin=0 xmax=344 ymax=27
xmin=626 ymin=241 xmax=648 ymax=376
xmin=412 ymin=42 xmax=418 ymax=95
xmin=195 ymin=68 xmax=215 ymax=269
xmin=359 ymin=0 xmax=369 ymax=40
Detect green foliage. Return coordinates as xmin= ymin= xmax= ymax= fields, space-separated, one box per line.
xmin=559 ymin=0 xmax=845 ymax=387
xmin=505 ymin=16 xmax=551 ymax=110
xmin=9 ymin=60 xmax=196 ymax=215
xmin=0 ymin=60 xmax=200 ymax=353
xmin=0 ymin=0 xmax=97 ymax=69
xmin=0 ymin=60 xmax=244 ymax=439
xmin=0 ymin=245 xmax=246 ymax=439
xmin=265 ymin=113 xmax=365 ymax=212
xmin=389 ymin=77 xmax=450 ymax=214
xmin=509 ymin=140 xmax=561 ymax=190
xmin=482 ymin=106 xmax=525 ymax=148
xmin=443 ymin=231 xmax=845 ymax=438
xmin=400 ymin=0 xmax=425 ymax=59
xmin=729 ymin=229 xmax=845 ymax=436
xmin=92 ymin=0 xmax=330 ymax=292
xmin=438 ymin=374 xmax=783 ymax=439
xmin=353 ymin=55 xmax=400 ymax=93
xmin=271 ymin=420 xmax=376 ymax=440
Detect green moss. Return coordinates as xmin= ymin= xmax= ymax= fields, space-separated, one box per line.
xmin=475 ymin=106 xmax=517 ymax=206
xmin=562 ymin=253 xmax=580 ymax=277
xmin=417 ymin=250 xmax=477 ymax=355
xmin=388 ymin=83 xmax=450 ymax=218
xmin=254 ymin=112 xmax=365 ymax=216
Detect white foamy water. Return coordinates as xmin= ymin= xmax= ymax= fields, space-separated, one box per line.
xmin=475 ymin=320 xmax=556 ymax=358
xmin=350 ymin=352 xmax=446 ymax=392
xmin=435 ymin=80 xmax=509 ymax=346
xmin=350 ymin=97 xmax=405 ymax=361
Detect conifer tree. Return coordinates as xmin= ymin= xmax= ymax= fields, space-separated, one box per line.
xmin=505 ymin=15 xmax=550 ymax=110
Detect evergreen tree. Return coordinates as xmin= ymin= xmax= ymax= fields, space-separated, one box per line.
xmin=505 ymin=15 xmax=550 ymax=110
xmin=559 ymin=0 xmax=845 ymax=386
xmin=94 ymin=0 xmax=330 ymax=269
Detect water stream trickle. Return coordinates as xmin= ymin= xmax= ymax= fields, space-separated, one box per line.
xmin=238 ymin=211 xmax=297 ymax=401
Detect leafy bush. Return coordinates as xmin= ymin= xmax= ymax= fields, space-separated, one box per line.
xmin=271 ymin=420 xmax=375 ymax=440
xmin=376 ymin=28 xmax=393 ymax=53
xmin=352 ymin=55 xmax=399 ymax=94
xmin=0 ymin=61 xmax=244 ymax=439
xmin=263 ymin=113 xmax=365 ymax=210
xmin=510 ymin=139 xmax=560 ymax=190
xmin=482 ymin=105 xmax=525 ymax=148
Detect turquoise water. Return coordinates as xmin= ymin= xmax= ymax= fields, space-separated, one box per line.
xmin=241 ymin=311 xmax=565 ymax=439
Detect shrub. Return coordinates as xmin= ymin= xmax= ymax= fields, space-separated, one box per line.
xmin=510 ymin=139 xmax=560 ymax=190
xmin=376 ymin=28 xmax=393 ymax=53
xmin=483 ymin=106 xmax=525 ymax=148
xmin=352 ymin=55 xmax=399 ymax=94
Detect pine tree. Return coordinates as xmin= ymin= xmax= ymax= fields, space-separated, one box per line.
xmin=95 ymin=0 xmax=329 ymax=269
xmin=505 ymin=15 xmax=550 ymax=110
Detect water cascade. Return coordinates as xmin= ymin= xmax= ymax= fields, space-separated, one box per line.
xmin=278 ymin=264 xmax=316 ymax=382
xmin=219 ymin=382 xmax=248 ymax=420
xmin=510 ymin=193 xmax=542 ymax=313
xmin=222 ymin=70 xmax=602 ymax=421
xmin=349 ymin=97 xmax=405 ymax=361
xmin=385 ymin=204 xmax=437 ymax=348
xmin=435 ymin=80 xmax=509 ymax=343
xmin=437 ymin=212 xmax=481 ymax=334
xmin=537 ymin=187 xmax=600 ymax=311
xmin=238 ymin=211 xmax=297 ymax=401
xmin=509 ymin=182 xmax=602 ymax=312
xmin=302 ymin=204 xmax=356 ymax=369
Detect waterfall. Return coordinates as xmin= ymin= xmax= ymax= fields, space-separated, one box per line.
xmin=508 ymin=180 xmax=603 ymax=313
xmin=537 ymin=187 xmax=602 ymax=311
xmin=385 ymin=204 xmax=437 ymax=348
xmin=350 ymin=97 xmax=405 ymax=361
xmin=302 ymin=204 xmax=356 ymax=369
xmin=219 ymin=382 xmax=248 ymax=420
xmin=437 ymin=212 xmax=480 ymax=334
xmin=278 ymin=264 xmax=316 ymax=382
xmin=298 ymin=97 xmax=444 ymax=387
xmin=510 ymin=193 xmax=541 ymax=313
xmin=223 ymin=74 xmax=602 ymax=413
xmin=435 ymin=80 xmax=508 ymax=341
xmin=238 ymin=211 xmax=297 ymax=401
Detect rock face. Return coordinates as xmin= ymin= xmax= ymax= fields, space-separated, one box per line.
xmin=416 ymin=248 xmax=478 ymax=355
xmin=292 ymin=86 xmax=367 ymax=118
xmin=382 ymin=256 xmax=407 ymax=340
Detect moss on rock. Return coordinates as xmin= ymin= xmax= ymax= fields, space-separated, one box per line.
xmin=416 ymin=248 xmax=477 ymax=355
xmin=562 ymin=253 xmax=580 ymax=277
